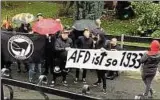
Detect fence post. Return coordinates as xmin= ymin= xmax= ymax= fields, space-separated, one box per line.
xmin=121 ymin=34 xmax=124 ymax=49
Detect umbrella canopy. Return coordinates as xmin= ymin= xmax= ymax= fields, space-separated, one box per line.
xmin=32 ymin=18 xmax=62 ymax=35
xmin=12 ymin=13 xmax=35 ymax=24
xmin=73 ymin=19 xmax=98 ymax=31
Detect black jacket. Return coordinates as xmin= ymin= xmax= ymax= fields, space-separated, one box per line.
xmin=55 ymin=36 xmax=73 ymax=59
xmin=75 ymin=36 xmax=93 ymax=49
xmin=55 ymin=36 xmax=73 ymax=51
xmin=141 ymin=53 xmax=160 ymax=76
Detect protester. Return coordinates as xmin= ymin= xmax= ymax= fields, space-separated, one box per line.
xmin=17 ymin=23 xmax=32 ymax=33
xmin=43 ymin=34 xmax=57 ymax=75
xmin=15 ymin=23 xmax=31 ymax=73
xmin=91 ymin=29 xmax=107 ymax=94
xmin=51 ymin=26 xmax=73 ymax=87
xmin=74 ymin=28 xmax=93 ymax=84
xmin=95 ymin=19 xmax=105 ymax=32
xmin=28 ymin=32 xmax=44 ymax=83
xmin=106 ymin=38 xmax=122 ymax=80
xmin=140 ymin=40 xmax=160 ymax=98
xmin=36 ymin=13 xmax=44 ymax=21
xmin=1 ymin=18 xmax=13 ymax=31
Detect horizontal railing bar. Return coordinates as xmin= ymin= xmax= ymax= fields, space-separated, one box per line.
xmin=1 ymin=78 xmax=101 ymax=100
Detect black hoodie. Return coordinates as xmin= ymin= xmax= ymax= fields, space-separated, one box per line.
xmin=140 ymin=53 xmax=160 ymax=76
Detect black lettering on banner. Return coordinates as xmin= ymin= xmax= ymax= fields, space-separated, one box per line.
xmin=105 ymin=59 xmax=112 ymax=67
xmin=112 ymin=59 xmax=118 ymax=66
xmin=68 ymin=50 xmax=77 ymax=63
xmin=134 ymin=53 xmax=143 ymax=69
xmin=94 ymin=56 xmax=100 ymax=65
xmin=123 ymin=52 xmax=132 ymax=67
xmin=77 ymin=50 xmax=85 ymax=62
xmin=129 ymin=53 xmax=137 ymax=67
xmin=92 ymin=53 xmax=97 ymax=64
xmin=120 ymin=52 xmax=144 ymax=68
xmin=83 ymin=51 xmax=91 ymax=63
xmin=120 ymin=52 xmax=126 ymax=66
xmin=99 ymin=52 xmax=107 ymax=65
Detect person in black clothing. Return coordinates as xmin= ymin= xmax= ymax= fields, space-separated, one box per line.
xmin=74 ymin=29 xmax=93 ymax=84
xmin=17 ymin=23 xmax=32 ymax=33
xmin=42 ymin=33 xmax=58 ymax=75
xmin=15 ymin=23 xmax=31 ymax=73
xmin=106 ymin=38 xmax=122 ymax=80
xmin=140 ymin=40 xmax=160 ymax=98
xmin=91 ymin=29 xmax=107 ymax=94
xmin=51 ymin=27 xmax=73 ymax=87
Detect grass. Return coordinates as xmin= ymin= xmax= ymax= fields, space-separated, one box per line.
xmin=102 ymin=18 xmax=139 ymax=36
xmin=120 ymin=41 xmax=149 ymax=47
xmin=1 ymin=1 xmax=60 ymax=24
xmin=2 ymin=1 xmax=149 ymax=47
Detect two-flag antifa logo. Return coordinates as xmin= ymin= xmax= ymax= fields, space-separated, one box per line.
xmin=8 ymin=35 xmax=34 ymax=60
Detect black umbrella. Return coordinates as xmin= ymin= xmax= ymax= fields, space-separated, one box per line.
xmin=73 ymin=19 xmax=98 ymax=31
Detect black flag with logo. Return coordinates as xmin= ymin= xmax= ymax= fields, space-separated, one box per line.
xmin=1 ymin=31 xmax=46 ymax=63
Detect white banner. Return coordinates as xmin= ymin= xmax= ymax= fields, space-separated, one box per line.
xmin=66 ymin=49 xmax=145 ymax=71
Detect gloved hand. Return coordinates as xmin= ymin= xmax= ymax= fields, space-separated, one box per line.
xmin=65 ymin=47 xmax=71 ymax=51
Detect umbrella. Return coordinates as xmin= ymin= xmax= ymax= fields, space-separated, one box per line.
xmin=12 ymin=13 xmax=35 ymax=24
xmin=32 ymin=18 xmax=62 ymax=35
xmin=73 ymin=19 xmax=98 ymax=31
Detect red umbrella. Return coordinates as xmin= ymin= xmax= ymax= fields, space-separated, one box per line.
xmin=32 ymin=18 xmax=63 ymax=35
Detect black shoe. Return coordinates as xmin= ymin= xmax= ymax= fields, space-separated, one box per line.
xmin=93 ymin=82 xmax=101 ymax=86
xmin=62 ymin=81 xmax=68 ymax=86
xmin=74 ymin=78 xmax=78 ymax=84
xmin=103 ymin=88 xmax=107 ymax=94
xmin=82 ymin=78 xmax=87 ymax=83
xmin=106 ymin=75 xmax=115 ymax=80
xmin=50 ymin=81 xmax=55 ymax=87
xmin=149 ymin=88 xmax=154 ymax=98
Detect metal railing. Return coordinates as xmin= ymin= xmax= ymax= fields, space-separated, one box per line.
xmin=1 ymin=68 xmax=101 ymax=100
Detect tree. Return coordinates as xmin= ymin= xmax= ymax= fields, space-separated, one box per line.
xmin=74 ymin=1 xmax=104 ymax=20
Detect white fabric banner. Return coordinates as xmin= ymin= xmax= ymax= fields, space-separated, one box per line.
xmin=66 ymin=49 xmax=145 ymax=71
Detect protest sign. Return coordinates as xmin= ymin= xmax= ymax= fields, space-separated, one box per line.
xmin=66 ymin=49 xmax=145 ymax=71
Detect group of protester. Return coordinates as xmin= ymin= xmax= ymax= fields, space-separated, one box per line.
xmin=1 ymin=13 xmax=160 ymax=97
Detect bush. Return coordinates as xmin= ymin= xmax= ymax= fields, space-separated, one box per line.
xmin=151 ymin=30 xmax=160 ymax=38
xmin=132 ymin=1 xmax=160 ymax=37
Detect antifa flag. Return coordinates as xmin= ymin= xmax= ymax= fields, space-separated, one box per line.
xmin=1 ymin=31 xmax=46 ymax=63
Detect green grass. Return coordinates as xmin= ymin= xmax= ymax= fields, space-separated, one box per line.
xmin=101 ymin=18 xmax=139 ymax=36
xmin=2 ymin=1 xmax=60 ymax=21
xmin=118 ymin=41 xmax=149 ymax=47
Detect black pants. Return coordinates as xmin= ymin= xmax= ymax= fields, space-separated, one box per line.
xmin=53 ymin=52 xmax=67 ymax=82
xmin=142 ymin=74 xmax=155 ymax=96
xmin=76 ymin=69 xmax=87 ymax=79
xmin=96 ymin=70 xmax=106 ymax=89
xmin=44 ymin=55 xmax=54 ymax=74
xmin=17 ymin=61 xmax=29 ymax=71
xmin=52 ymin=61 xmax=67 ymax=81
